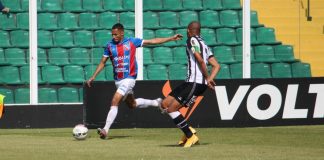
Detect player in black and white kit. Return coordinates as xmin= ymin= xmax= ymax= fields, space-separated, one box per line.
xmin=159 ymin=21 xmax=220 ymax=147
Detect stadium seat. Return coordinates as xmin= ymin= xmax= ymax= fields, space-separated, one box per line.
xmin=5 ymin=48 xmax=27 ymax=66
xmin=89 ymin=48 xmax=104 ymax=64
xmin=98 ymin=12 xmax=118 ymax=29
xmin=10 ymin=30 xmax=29 ymax=47
xmin=94 ymin=30 xmax=111 ymax=47
xmin=291 ymin=62 xmax=311 ymax=77
xmin=38 ymin=30 xmax=53 ymax=47
xmin=84 ymin=65 xmax=106 ymax=81
xmin=21 ymin=0 xmax=41 ymax=11
xmin=220 ymin=10 xmax=241 ymax=28
xmin=26 ymin=48 xmax=49 ymax=66
xmin=41 ymin=65 xmax=65 ymax=84
xmin=41 ymin=0 xmax=62 ymax=12
xmin=216 ymin=28 xmax=239 ymax=45
xmin=251 ymin=63 xmax=272 ymax=78
xmin=183 ymin=0 xmax=203 ymax=10
xmin=230 ymin=63 xmax=242 ymax=79
xmin=16 ymin=12 xmax=29 ymax=29
xmin=143 ymin=66 xmax=148 ymax=80
xmin=104 ymin=64 xmax=114 ymax=80
xmin=124 ymin=29 xmax=135 ymax=37
xmin=271 ymin=63 xmax=292 ymax=78
xmin=147 ymin=64 xmax=168 ymax=80
xmin=0 ymin=30 xmax=11 ymax=47
xmin=179 ymin=11 xmax=198 ymax=27
xmin=58 ymin=87 xmax=79 ymax=103
xmin=159 ymin=11 xmax=179 ymax=28
xmin=213 ymin=46 xmax=236 ymax=64
xmin=38 ymin=13 xmax=58 ymax=30
xmin=2 ymin=0 xmax=21 ymax=12
xmin=120 ymin=12 xmax=135 ymax=29
xmin=222 ymin=0 xmax=241 ymax=10
xmin=152 ymin=47 xmax=174 ymax=64
xmin=215 ymin=63 xmax=231 ymax=79
xmin=103 ymin=0 xmax=124 ymax=11
xmin=63 ymin=65 xmax=85 ymax=83
xmin=38 ymin=88 xmax=58 ymax=103
xmin=62 ymin=0 xmax=83 ymax=12
xmin=254 ymin=45 xmax=279 ymax=62
xmin=155 ymin=29 xmax=177 ymax=46
xmin=0 ymin=66 xmax=21 ymax=84
xmin=0 ymin=88 xmax=14 ymax=104
xmin=53 ymin=30 xmax=74 ymax=47
xmin=0 ymin=49 xmax=9 ymax=65
xmin=14 ymin=88 xmax=30 ymax=104
xmin=143 ymin=11 xmax=160 ymax=29
xmin=0 ymin=14 xmax=16 ymax=30
xmin=201 ymin=28 xmax=217 ymax=45
xmin=274 ymin=45 xmax=298 ymax=62
xmin=203 ymin=0 xmax=223 ymax=10
xmin=69 ymin=48 xmax=91 ymax=66
xmin=143 ymin=0 xmax=163 ymax=11
xmin=169 ymin=64 xmax=187 ymax=80
xmin=238 ymin=10 xmax=264 ymax=28
xmin=200 ymin=10 xmax=222 ymax=28
xmin=256 ymin=27 xmax=281 ymax=45
xmin=20 ymin=66 xmax=45 ymax=84
xmin=48 ymin=48 xmax=70 ymax=66
xmin=233 ymin=45 xmax=255 ymax=62
xmin=79 ymin=13 xmax=98 ymax=30
xmin=123 ymin=0 xmax=135 ymax=11
xmin=74 ymin=30 xmax=94 ymax=47
xmin=236 ymin=28 xmax=260 ymax=45
xmin=173 ymin=47 xmax=187 ymax=64
xmin=82 ymin=0 xmax=103 ymax=12
xmin=163 ymin=0 xmax=183 ymax=11
xmin=57 ymin=13 xmax=79 ymax=30
xmin=143 ymin=29 xmax=155 ymax=39
xmin=175 ymin=29 xmax=187 ymax=46
xmin=143 ymin=48 xmax=153 ymax=65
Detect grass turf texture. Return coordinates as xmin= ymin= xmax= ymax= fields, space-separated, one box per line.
xmin=0 ymin=126 xmax=324 ymax=160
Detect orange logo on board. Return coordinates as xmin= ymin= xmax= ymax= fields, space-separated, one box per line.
xmin=0 ymin=94 xmax=5 ymax=119
xmin=162 ymin=81 xmax=204 ymax=120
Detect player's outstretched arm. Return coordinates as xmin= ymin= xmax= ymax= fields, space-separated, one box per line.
xmin=86 ymin=57 xmax=108 ymax=87
xmin=142 ymin=34 xmax=183 ymax=46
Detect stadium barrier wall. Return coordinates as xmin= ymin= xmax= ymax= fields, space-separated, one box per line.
xmin=1 ymin=78 xmax=324 ymax=128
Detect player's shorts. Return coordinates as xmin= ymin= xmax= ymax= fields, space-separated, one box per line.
xmin=169 ymin=82 xmax=207 ymax=107
xmin=115 ymin=78 xmax=136 ymax=96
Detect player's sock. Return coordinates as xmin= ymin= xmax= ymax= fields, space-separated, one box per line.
xmin=169 ymin=111 xmax=193 ymax=138
xmin=103 ymin=106 xmax=118 ymax=133
xmin=135 ymin=98 xmax=160 ymax=108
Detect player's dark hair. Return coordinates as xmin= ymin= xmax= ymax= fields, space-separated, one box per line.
xmin=112 ymin=23 xmax=124 ymax=31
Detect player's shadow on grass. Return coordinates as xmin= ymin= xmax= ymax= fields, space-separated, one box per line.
xmin=105 ymin=135 xmax=131 ymax=140
xmin=160 ymin=142 xmax=210 ymax=147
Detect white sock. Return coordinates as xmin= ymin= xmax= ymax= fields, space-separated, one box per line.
xmin=168 ymin=111 xmax=181 ymax=119
xmin=136 ymin=98 xmax=160 ymax=108
xmin=103 ymin=106 xmax=118 ymax=133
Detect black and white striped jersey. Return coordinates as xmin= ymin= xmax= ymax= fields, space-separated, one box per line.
xmin=185 ymin=35 xmax=214 ymax=85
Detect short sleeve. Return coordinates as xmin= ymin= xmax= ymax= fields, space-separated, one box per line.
xmin=190 ymin=37 xmax=201 ymax=53
xmin=103 ymin=45 xmax=110 ymax=57
xmin=130 ymin=37 xmax=143 ymax=48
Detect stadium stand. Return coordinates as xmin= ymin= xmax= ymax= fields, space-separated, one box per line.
xmin=0 ymin=0 xmax=315 ymax=104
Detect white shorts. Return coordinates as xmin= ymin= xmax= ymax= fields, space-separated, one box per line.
xmin=115 ymin=78 xmax=136 ymax=96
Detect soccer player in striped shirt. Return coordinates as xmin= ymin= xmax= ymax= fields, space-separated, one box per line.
xmin=86 ymin=23 xmax=182 ymax=139
xmin=159 ymin=21 xmax=220 ymax=147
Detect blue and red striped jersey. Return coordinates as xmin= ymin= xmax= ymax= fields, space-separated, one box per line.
xmin=104 ymin=37 xmax=143 ymax=81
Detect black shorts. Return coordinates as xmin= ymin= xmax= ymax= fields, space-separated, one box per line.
xmin=169 ymin=82 xmax=207 ymax=107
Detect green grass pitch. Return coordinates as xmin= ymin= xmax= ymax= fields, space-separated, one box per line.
xmin=0 ymin=126 xmax=324 ymax=160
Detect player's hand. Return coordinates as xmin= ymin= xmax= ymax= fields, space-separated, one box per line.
xmin=207 ymin=78 xmax=216 ymax=90
xmin=86 ymin=77 xmax=95 ymax=87
xmin=171 ymin=34 xmax=183 ymax=41
xmin=2 ymin=7 xmax=10 ymax=13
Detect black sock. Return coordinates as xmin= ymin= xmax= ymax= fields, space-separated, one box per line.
xmin=173 ymin=115 xmax=193 ymax=138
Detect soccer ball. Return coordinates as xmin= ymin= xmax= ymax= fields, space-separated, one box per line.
xmin=72 ymin=124 xmax=88 ymax=140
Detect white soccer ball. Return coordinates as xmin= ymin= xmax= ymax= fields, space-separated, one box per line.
xmin=72 ymin=124 xmax=88 ymax=140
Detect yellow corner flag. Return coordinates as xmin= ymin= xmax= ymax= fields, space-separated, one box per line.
xmin=0 ymin=94 xmax=5 ymax=119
